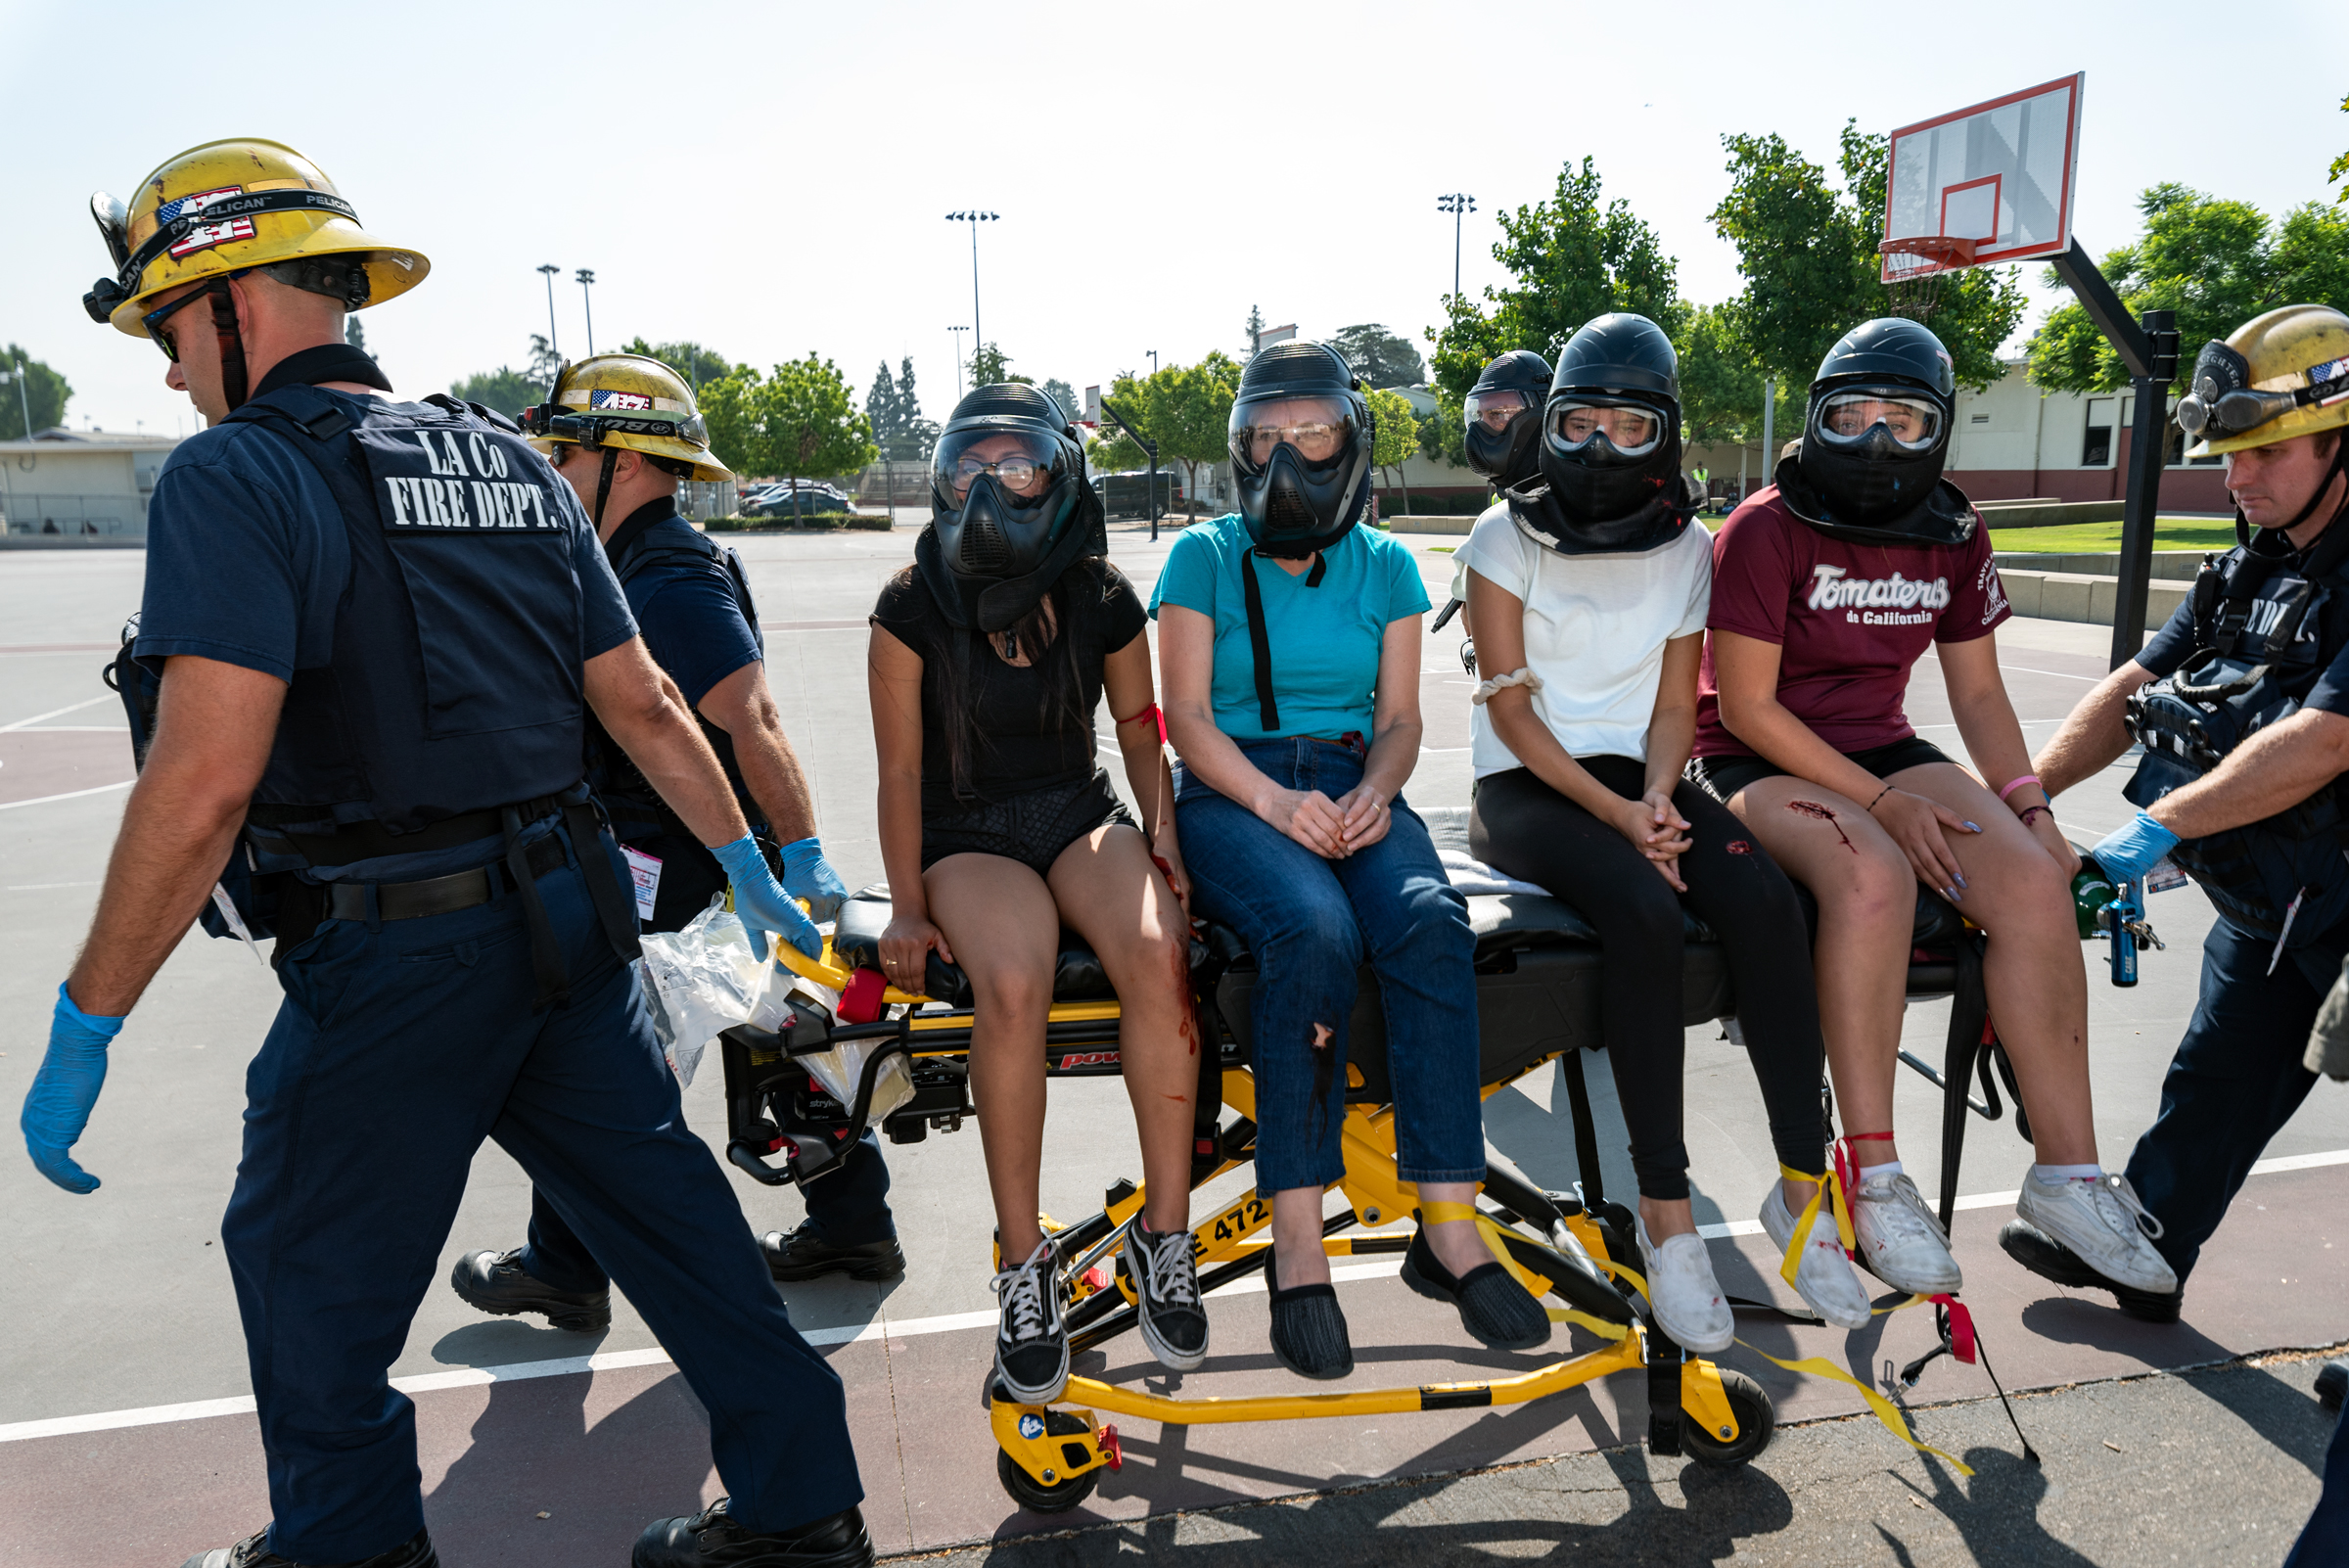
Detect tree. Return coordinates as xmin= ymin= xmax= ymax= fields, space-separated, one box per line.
xmin=968 ymin=342 xmax=1012 ymax=386
xmin=1364 ymin=388 xmax=1420 ymax=517
xmin=865 ymin=359 xmax=903 ymax=446
xmin=1245 ymin=303 xmax=1266 ymax=354
xmin=1426 ymin=156 xmax=1683 ymax=468
xmin=1147 ymin=353 xmax=1242 ymax=519
xmin=1040 ymin=378 xmax=1080 ymax=421
xmin=705 ymin=356 xmax=878 ymax=522
xmin=448 ymin=364 xmax=544 ymax=419
xmin=1711 ymin=122 xmax=2024 ymax=392
xmin=2027 ymin=184 xmax=2349 ymax=394
xmin=1332 ymin=325 xmax=1425 ymax=389
xmin=620 ymin=339 xmax=740 ymax=393
xmin=0 ymin=346 xmax=70 ymax=440
xmin=345 ymin=317 xmax=369 ymax=357
xmin=1086 ymin=369 xmax=1150 ymax=474
xmin=2332 ymin=92 xmax=2347 ymax=206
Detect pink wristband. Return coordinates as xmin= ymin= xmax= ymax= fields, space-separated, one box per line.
xmin=1998 ymin=773 xmax=2042 ymax=804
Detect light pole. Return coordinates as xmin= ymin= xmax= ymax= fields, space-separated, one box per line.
xmin=948 ymin=325 xmax=969 ymax=399
xmin=1437 ymin=193 xmax=1477 ymax=299
xmin=575 ymin=268 xmax=597 ymax=355
xmin=536 ymin=263 xmax=561 ymax=362
xmin=2 ymin=357 xmax=30 ymax=442
xmin=944 ymin=210 xmax=998 ymax=356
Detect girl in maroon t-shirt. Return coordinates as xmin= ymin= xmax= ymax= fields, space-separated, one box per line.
xmin=1687 ymin=319 xmax=2176 ymax=1305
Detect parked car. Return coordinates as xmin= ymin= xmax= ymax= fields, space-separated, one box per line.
xmin=1091 ymin=473 xmax=1182 ymax=519
xmin=741 ymin=480 xmax=853 ymax=519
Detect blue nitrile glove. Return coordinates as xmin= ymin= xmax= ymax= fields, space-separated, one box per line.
xmin=777 ymin=837 xmax=850 ymax=925
xmin=22 ymin=981 xmax=126 ymax=1194
xmin=2090 ymin=810 xmax=2181 ymax=888
xmin=712 ymin=835 xmax=824 ymax=962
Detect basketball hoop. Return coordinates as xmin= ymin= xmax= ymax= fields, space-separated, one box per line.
xmin=1878 ymin=236 xmax=1978 ymax=321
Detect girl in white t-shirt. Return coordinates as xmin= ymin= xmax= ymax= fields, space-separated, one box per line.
xmin=1461 ymin=314 xmax=1872 ymax=1351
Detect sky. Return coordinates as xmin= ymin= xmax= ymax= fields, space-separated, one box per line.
xmin=3 ymin=0 xmax=2344 ymax=439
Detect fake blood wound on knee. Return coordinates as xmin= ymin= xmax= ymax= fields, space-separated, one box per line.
xmin=1727 ymin=840 xmax=1754 ymax=856
xmin=1170 ymin=936 xmax=1200 ymax=1056
xmin=1786 ymin=799 xmax=1857 ymax=853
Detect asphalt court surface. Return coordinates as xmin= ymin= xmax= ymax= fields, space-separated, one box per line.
xmin=2 ymin=526 xmax=2345 ymax=1563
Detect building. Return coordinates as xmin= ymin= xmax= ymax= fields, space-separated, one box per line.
xmin=0 ymin=429 xmax=182 ymax=546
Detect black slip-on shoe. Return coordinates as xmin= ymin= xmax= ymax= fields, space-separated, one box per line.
xmin=1999 ymin=1220 xmax=2184 ymax=1322
xmin=448 ymin=1248 xmax=612 ymax=1332
xmin=632 ymin=1499 xmax=872 ymax=1568
xmin=1400 ymin=1226 xmax=1552 ymax=1352
xmin=182 ymin=1526 xmax=437 ymax=1568
xmin=1268 ymin=1280 xmax=1354 ymax=1379
xmin=760 ymin=1224 xmax=905 ymax=1283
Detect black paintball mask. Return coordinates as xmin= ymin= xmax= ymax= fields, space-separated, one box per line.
xmin=1513 ymin=313 xmax=1695 ymax=555
xmin=917 ymin=383 xmax=1104 ymax=632
xmin=1782 ymin=317 xmax=1973 ymax=547
xmin=1228 ymin=342 xmax=1375 ymax=559
xmin=1463 ymin=348 xmax=1552 ymax=488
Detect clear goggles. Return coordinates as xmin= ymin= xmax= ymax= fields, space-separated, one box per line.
xmin=932 ymin=427 xmax=1071 ymax=500
xmin=1813 ymin=391 xmax=1944 ymax=450
xmin=1545 ymin=399 xmax=1664 ymax=459
xmin=1464 ymin=389 xmax=1533 ymax=433
xmin=1228 ymin=392 xmax=1358 ymax=474
xmin=2176 ymin=340 xmax=2349 ymax=440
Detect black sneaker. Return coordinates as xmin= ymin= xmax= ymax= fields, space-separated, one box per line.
xmin=990 ymin=1238 xmax=1069 ymax=1404
xmin=1999 ymin=1220 xmax=2184 ymax=1322
xmin=448 ymin=1248 xmax=612 ymax=1332
xmin=183 ymin=1527 xmax=437 ymax=1568
xmin=760 ymin=1224 xmax=905 ymax=1283
xmin=1123 ymin=1217 xmax=1209 ymax=1372
xmin=632 ymin=1499 xmax=871 ymax=1568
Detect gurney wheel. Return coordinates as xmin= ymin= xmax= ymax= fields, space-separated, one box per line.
xmin=997 ymin=1445 xmax=1102 ymax=1513
xmin=1681 ymin=1369 xmax=1774 ymax=1468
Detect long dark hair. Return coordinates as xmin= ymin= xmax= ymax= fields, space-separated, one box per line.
xmin=911 ymin=558 xmax=1117 ymax=803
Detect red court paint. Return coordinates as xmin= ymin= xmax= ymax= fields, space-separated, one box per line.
xmin=1787 ymin=799 xmax=1857 ymax=853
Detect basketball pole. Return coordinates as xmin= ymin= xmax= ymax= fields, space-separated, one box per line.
xmin=2050 ymin=241 xmax=2179 ymax=669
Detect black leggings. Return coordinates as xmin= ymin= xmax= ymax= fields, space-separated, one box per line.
xmin=1470 ymin=758 xmax=1828 ymax=1200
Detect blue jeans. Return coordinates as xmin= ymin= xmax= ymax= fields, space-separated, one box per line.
xmin=1176 ymin=738 xmax=1486 ymax=1193
xmin=2123 ymin=916 xmax=2330 ymax=1285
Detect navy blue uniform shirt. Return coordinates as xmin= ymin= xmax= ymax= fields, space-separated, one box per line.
xmin=2137 ymin=529 xmax=2349 ymax=719
xmin=612 ymin=501 xmax=762 ymax=804
xmin=135 ymin=380 xmax=637 ymax=882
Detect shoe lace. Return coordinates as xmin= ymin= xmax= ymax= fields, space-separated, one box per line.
xmin=1135 ymin=1222 xmax=1200 ymax=1310
xmin=1859 ymin=1173 xmax=1953 ymax=1248
xmin=990 ymin=1239 xmax=1060 ymax=1344
xmin=2087 ymin=1172 xmax=2166 ymax=1241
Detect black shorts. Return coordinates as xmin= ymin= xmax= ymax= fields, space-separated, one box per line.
xmin=1684 ymin=734 xmax=1956 ymax=805
xmin=920 ymin=767 xmax=1138 ymax=878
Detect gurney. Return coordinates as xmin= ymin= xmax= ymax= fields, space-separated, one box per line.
xmin=717 ymin=807 xmax=2024 ymax=1510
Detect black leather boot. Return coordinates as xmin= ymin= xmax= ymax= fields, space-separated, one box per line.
xmin=448 ymin=1248 xmax=612 ymax=1331
xmin=760 ymin=1224 xmax=904 ymax=1282
xmin=632 ymin=1499 xmax=872 ymax=1568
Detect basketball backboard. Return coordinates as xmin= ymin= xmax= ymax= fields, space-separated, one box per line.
xmin=1881 ymin=72 xmax=2085 ymax=282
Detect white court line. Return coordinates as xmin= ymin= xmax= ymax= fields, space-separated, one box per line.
xmin=0 ymin=695 xmax=113 ymax=731
xmin=8 ymin=1147 xmax=2344 ymax=1446
xmin=0 ymin=780 xmax=132 ymax=811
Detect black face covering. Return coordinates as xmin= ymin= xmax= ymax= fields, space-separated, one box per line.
xmin=1774 ymin=451 xmax=1977 ymax=548
xmin=1504 ymin=471 xmax=1699 ymax=557
xmin=1244 ymin=439 xmax=1372 ymax=559
xmin=1795 ymin=400 xmax=1957 ymax=536
xmin=915 ymin=479 xmax=1103 ymax=633
xmin=1464 ymin=349 xmax=1552 ymax=488
xmin=1228 ymin=343 xmax=1374 ymax=559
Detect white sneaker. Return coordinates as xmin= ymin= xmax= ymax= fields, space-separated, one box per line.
xmin=1635 ymin=1217 xmax=1733 ymax=1353
xmin=2014 ymin=1169 xmax=2179 ymax=1295
xmin=1758 ymin=1182 xmax=1874 ymax=1331
xmin=1848 ymin=1171 xmax=1963 ymax=1294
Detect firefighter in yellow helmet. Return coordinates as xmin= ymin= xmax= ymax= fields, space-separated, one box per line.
xmin=449 ymin=353 xmax=898 ymax=1328
xmin=2021 ymin=303 xmax=2349 ymax=1322
xmin=31 ymin=139 xmax=873 ymax=1566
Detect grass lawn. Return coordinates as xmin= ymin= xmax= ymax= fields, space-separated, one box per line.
xmin=1989 ymin=516 xmax=2237 ymax=554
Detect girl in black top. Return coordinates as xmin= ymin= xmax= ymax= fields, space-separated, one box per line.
xmin=866 ymin=385 xmax=1205 ymax=1406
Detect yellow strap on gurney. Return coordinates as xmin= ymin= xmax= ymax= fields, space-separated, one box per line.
xmin=1773 ymin=1163 xmax=1856 ymax=1291
xmin=1417 ymin=1201 xmax=1482 ymax=1224
xmin=1597 ymin=1252 xmax=1972 ymax=1475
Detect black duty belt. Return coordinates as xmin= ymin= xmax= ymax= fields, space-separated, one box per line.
xmin=247 ymin=791 xmax=576 ymax=863
xmin=322 ymin=831 xmax=568 ymax=922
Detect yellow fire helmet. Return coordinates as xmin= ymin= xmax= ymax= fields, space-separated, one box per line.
xmin=518 ymin=353 xmax=735 ymax=484
xmin=83 ymin=137 xmax=428 ymax=337
xmin=2180 ymin=303 xmax=2349 ymax=458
